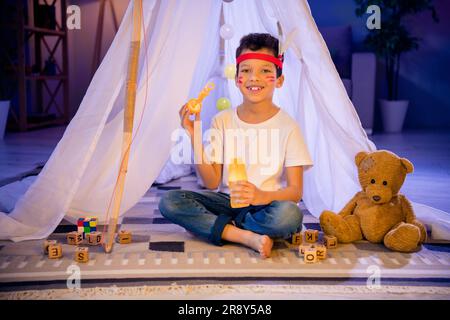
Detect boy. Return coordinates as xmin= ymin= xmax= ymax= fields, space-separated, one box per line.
xmin=159 ymin=33 xmax=313 ymax=258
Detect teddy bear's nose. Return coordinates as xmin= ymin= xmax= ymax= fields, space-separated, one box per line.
xmin=372 ymin=196 xmax=381 ymax=202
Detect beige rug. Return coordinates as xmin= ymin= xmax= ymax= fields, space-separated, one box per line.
xmin=2 ymin=283 xmax=450 ymax=300
xmin=1 ymin=175 xmax=450 ymax=293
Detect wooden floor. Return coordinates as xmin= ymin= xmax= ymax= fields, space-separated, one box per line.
xmin=1 ymin=126 xmax=449 ymax=212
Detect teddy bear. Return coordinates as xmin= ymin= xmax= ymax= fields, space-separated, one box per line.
xmin=320 ymin=150 xmax=427 ymax=253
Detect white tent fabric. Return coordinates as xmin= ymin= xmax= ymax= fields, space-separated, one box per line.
xmin=0 ymin=0 xmax=449 ymax=242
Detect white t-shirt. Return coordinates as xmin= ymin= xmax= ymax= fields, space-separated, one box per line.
xmin=204 ymin=107 xmax=313 ymax=194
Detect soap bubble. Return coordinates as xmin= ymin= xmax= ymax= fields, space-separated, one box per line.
xmin=220 ymin=24 xmax=234 ymax=40
xmin=224 ymin=64 xmax=236 ymax=79
xmin=216 ymin=97 xmax=231 ymax=111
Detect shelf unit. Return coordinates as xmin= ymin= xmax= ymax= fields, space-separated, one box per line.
xmin=9 ymin=0 xmax=69 ymax=131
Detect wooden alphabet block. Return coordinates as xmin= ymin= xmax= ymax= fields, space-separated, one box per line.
xmin=305 ymin=229 xmax=319 ymax=243
xmin=43 ymin=240 xmax=58 ymax=254
xmin=324 ymin=235 xmax=338 ymax=249
xmin=304 ymin=247 xmax=317 ymax=263
xmin=117 ymin=230 xmax=132 ymax=244
xmin=67 ymin=231 xmax=83 ymax=245
xmin=316 ymin=244 xmax=327 ymax=260
xmin=75 ymin=247 xmax=89 ymax=263
xmin=86 ymin=231 xmax=103 ymax=245
xmin=48 ymin=243 xmax=62 ymax=259
xmin=291 ymin=232 xmax=303 ymax=245
xmin=299 ymin=244 xmax=312 ymax=256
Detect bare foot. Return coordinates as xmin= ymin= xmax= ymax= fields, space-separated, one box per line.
xmin=246 ymin=233 xmax=273 ymax=259
xmin=220 ymin=225 xmax=273 ymax=259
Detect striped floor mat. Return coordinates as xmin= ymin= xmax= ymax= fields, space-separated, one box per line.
xmin=1 ymin=174 xmax=449 ymax=285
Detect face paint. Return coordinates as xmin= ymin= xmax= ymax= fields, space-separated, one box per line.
xmin=237 ymin=76 xmax=243 ymax=84
xmin=265 ymin=75 xmax=275 ymax=83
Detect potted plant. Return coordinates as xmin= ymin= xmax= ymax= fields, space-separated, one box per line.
xmin=354 ymin=0 xmax=438 ymax=133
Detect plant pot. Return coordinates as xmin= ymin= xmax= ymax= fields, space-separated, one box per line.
xmin=380 ymin=99 xmax=409 ymax=133
xmin=0 ymin=100 xmax=10 ymax=140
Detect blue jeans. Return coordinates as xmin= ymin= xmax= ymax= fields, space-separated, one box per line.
xmin=158 ymin=190 xmax=303 ymax=246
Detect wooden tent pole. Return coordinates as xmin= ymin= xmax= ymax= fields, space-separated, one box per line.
xmin=104 ymin=0 xmax=142 ymax=253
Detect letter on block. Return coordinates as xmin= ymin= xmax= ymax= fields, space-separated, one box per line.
xmin=118 ymin=230 xmax=132 ymax=244
xmin=67 ymin=231 xmax=83 ymax=245
xmin=304 ymin=247 xmax=317 ymax=263
xmin=316 ymin=244 xmax=327 ymax=260
xmin=291 ymin=232 xmax=303 ymax=245
xmin=43 ymin=240 xmax=58 ymax=254
xmin=48 ymin=244 xmax=62 ymax=259
xmin=86 ymin=232 xmax=103 ymax=245
xmin=305 ymin=229 xmax=319 ymax=243
xmin=324 ymin=235 xmax=338 ymax=249
xmin=75 ymin=247 xmax=89 ymax=263
xmin=299 ymin=244 xmax=312 ymax=256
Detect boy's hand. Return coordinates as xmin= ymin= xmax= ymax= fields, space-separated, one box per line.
xmin=231 ymin=181 xmax=268 ymax=206
xmin=179 ymin=104 xmax=200 ymax=137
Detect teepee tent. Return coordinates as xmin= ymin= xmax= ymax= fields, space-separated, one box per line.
xmin=1 ymin=0 xmax=449 ymax=242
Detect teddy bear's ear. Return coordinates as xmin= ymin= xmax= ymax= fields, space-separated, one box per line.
xmin=355 ymin=151 xmax=369 ymax=166
xmin=400 ymin=158 xmax=414 ymax=174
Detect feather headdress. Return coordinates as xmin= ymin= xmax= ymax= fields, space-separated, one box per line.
xmin=277 ymin=21 xmax=298 ymax=57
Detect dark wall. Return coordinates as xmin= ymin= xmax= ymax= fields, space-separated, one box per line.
xmin=309 ymin=0 xmax=450 ymax=129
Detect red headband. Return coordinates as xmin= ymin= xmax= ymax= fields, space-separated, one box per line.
xmin=236 ymin=53 xmax=283 ymax=69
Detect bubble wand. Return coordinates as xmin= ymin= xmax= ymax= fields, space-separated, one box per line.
xmin=186 ymin=82 xmax=215 ymax=114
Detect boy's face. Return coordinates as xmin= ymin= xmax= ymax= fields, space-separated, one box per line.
xmin=235 ymin=48 xmax=284 ymax=105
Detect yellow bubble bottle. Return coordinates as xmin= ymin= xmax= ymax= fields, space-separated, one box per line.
xmin=228 ymin=158 xmax=249 ymax=208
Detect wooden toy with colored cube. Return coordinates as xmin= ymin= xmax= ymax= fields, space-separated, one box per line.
xmin=117 ymin=230 xmax=132 ymax=244
xmin=48 ymin=243 xmax=62 ymax=259
xmin=77 ymin=217 xmax=98 ymax=238
xmin=67 ymin=231 xmax=83 ymax=245
xmin=86 ymin=231 xmax=103 ymax=245
xmin=75 ymin=247 xmax=89 ymax=263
